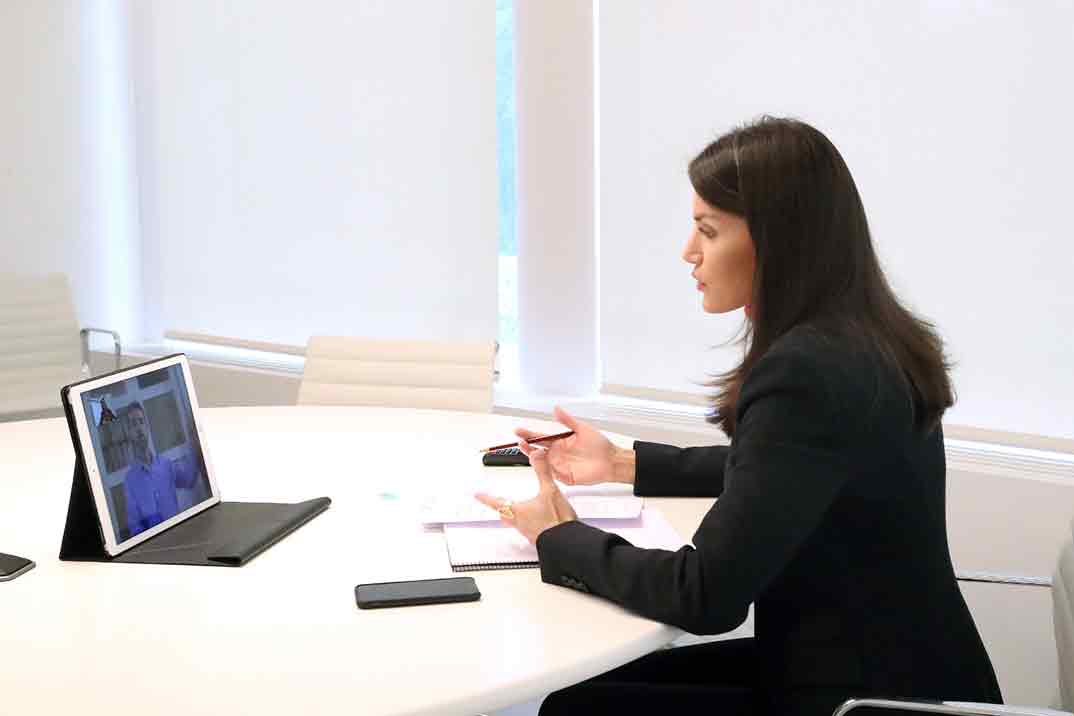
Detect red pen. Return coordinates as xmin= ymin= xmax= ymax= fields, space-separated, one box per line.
xmin=480 ymin=430 xmax=575 ymax=453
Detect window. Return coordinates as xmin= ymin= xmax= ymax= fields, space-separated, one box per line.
xmin=496 ymin=0 xmax=519 ymax=385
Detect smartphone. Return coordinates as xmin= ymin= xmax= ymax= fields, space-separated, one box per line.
xmin=0 ymin=553 xmax=35 ymax=582
xmin=355 ymin=576 xmax=480 ymax=609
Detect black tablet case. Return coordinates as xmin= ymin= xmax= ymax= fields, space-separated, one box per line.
xmin=59 ymin=356 xmax=331 ymax=567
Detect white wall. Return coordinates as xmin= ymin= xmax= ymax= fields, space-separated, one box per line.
xmin=0 ymin=2 xmax=141 ymax=343
xmin=0 ymin=3 xmax=84 ymax=280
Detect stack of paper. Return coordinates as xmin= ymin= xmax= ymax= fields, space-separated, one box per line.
xmin=443 ymin=507 xmax=687 ymax=572
xmin=420 ymin=494 xmax=644 ymax=525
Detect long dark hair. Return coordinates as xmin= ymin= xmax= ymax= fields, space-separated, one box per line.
xmin=689 ymin=116 xmax=953 ymax=438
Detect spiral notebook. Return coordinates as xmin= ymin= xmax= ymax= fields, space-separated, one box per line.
xmin=443 ymin=507 xmax=687 ymax=572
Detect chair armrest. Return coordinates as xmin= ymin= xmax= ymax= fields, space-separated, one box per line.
xmin=834 ymin=699 xmax=1072 ymax=716
xmin=80 ymin=327 xmax=123 ymax=373
xmin=956 ymin=569 xmax=1052 ymax=587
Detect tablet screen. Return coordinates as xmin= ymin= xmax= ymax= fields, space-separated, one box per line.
xmin=74 ymin=360 xmax=215 ymax=548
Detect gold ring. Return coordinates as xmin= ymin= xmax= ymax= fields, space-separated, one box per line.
xmin=498 ymin=500 xmax=515 ymax=520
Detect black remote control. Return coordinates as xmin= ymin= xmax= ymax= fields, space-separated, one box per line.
xmin=481 ymin=446 xmax=531 ymax=466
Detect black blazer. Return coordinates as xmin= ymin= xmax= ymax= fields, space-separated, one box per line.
xmin=536 ymin=324 xmax=1001 ymax=716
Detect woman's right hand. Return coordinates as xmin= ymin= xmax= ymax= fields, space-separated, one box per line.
xmin=515 ymin=406 xmax=634 ymax=487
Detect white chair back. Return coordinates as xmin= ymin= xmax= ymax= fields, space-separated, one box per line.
xmin=298 ymin=336 xmax=495 ymax=413
xmin=0 ymin=274 xmax=83 ymax=418
xmin=1054 ymin=519 xmax=1074 ymax=709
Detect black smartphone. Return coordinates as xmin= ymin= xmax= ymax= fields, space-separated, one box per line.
xmin=0 ymin=553 xmax=35 ymax=582
xmin=355 ymin=576 xmax=480 ymax=609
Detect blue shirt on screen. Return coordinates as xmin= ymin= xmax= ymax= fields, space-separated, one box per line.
xmin=122 ymin=452 xmax=200 ymax=537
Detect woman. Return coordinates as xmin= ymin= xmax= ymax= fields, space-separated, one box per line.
xmin=476 ymin=117 xmax=1002 ymax=716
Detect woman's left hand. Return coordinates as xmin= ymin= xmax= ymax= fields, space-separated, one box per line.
xmin=475 ymin=444 xmax=578 ymax=544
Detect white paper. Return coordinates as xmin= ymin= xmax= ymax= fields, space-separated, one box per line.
xmin=443 ymin=507 xmax=687 ymax=569
xmin=420 ymin=494 xmax=644 ymax=525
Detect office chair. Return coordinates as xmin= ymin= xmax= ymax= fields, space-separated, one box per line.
xmin=834 ymin=516 xmax=1074 ymax=716
xmin=297 ymin=336 xmax=496 ymax=413
xmin=0 ymin=273 xmax=121 ymax=421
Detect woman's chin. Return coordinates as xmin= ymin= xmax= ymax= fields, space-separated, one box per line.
xmin=701 ymin=298 xmax=731 ymax=314
xmin=702 ymin=299 xmax=749 ymax=316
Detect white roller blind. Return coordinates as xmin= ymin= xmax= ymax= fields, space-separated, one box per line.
xmin=599 ymin=1 xmax=1074 ymax=439
xmin=131 ymin=1 xmax=498 ymax=347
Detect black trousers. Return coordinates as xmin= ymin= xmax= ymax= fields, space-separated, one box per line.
xmin=539 ymin=637 xmax=766 ymax=716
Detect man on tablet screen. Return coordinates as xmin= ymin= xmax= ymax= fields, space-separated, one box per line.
xmin=122 ymin=402 xmax=202 ymax=537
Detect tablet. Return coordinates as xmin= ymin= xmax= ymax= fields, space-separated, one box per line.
xmin=63 ymin=355 xmax=220 ymax=556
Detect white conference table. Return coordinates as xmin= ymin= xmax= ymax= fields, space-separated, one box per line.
xmin=0 ymin=406 xmax=723 ymax=716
